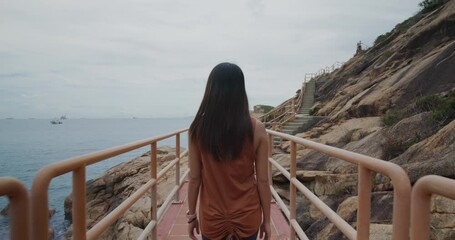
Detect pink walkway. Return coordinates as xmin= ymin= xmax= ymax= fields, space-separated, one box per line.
xmin=157 ymin=182 xmax=290 ymax=240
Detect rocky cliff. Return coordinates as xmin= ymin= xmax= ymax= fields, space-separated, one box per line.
xmin=272 ymin=1 xmax=455 ymax=239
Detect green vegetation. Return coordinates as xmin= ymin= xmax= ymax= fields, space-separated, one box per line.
xmin=374 ymin=31 xmax=394 ymax=46
xmin=309 ymin=106 xmax=321 ymax=116
xmin=382 ymin=131 xmax=426 ymax=160
xmin=381 ymin=110 xmax=403 ymax=126
xmin=382 ymin=50 xmax=393 ymax=60
xmin=373 ymin=0 xmax=447 ymax=47
xmin=381 ymin=92 xmax=455 ymax=127
xmin=379 ymin=92 xmax=455 ymax=160
xmin=415 ymin=92 xmax=455 ymax=123
xmin=261 ymin=105 xmax=274 ymax=113
xmin=377 ymin=50 xmax=394 ymax=64
xmin=410 ymin=133 xmax=422 ymax=145
xmin=382 ymin=132 xmax=425 ymax=160
xmin=395 ymin=14 xmax=422 ymax=32
xmin=382 ymin=138 xmax=406 ymax=160
xmin=419 ymin=0 xmax=446 ymax=13
xmin=254 ymin=104 xmax=274 ymax=114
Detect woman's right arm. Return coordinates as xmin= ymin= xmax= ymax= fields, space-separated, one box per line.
xmin=187 ymin=136 xmax=201 ymax=239
xmin=255 ymin=122 xmax=271 ymax=239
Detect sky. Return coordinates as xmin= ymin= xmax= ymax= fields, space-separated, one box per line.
xmin=0 ymin=0 xmax=421 ymax=119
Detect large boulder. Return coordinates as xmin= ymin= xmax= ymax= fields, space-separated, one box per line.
xmin=376 ymin=119 xmax=455 ymax=185
xmin=430 ymin=195 xmax=455 ymax=239
xmin=305 ymin=192 xmax=393 ymax=239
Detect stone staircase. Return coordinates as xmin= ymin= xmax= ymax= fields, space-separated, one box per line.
xmin=273 ymin=79 xmax=316 ymax=145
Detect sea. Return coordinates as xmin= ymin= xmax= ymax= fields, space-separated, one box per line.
xmin=0 ymin=117 xmax=193 ymax=239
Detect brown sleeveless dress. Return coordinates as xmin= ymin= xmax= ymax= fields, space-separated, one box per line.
xmin=198 ymin=120 xmax=262 ymax=239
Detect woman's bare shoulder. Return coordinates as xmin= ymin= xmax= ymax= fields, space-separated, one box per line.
xmin=253 ymin=119 xmax=267 ymax=147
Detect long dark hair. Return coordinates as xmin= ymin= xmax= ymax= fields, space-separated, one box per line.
xmin=190 ymin=62 xmax=253 ymax=162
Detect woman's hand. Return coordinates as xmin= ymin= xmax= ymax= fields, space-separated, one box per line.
xmin=259 ymin=222 xmax=271 ymax=240
xmin=188 ymin=218 xmax=200 ymax=240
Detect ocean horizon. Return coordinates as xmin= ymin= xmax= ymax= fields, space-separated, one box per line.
xmin=0 ymin=117 xmax=192 ymax=239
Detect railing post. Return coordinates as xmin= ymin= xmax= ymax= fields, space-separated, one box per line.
xmin=174 ymin=133 xmax=181 ymax=202
xmin=411 ymin=175 xmax=455 ymax=240
xmin=150 ymin=142 xmax=158 ymax=239
xmin=31 ymin=170 xmax=52 ymax=240
xmin=73 ymin=165 xmax=87 ymax=240
xmin=0 ymin=178 xmax=30 ymax=240
xmin=391 ymin=173 xmax=411 ymax=240
xmin=268 ymin=134 xmax=273 ymax=186
xmin=279 ymin=125 xmax=283 ymax=145
xmin=290 ymin=141 xmax=297 ymax=240
xmin=357 ymin=165 xmax=371 ymax=240
xmin=411 ymin=179 xmax=432 ymax=240
xmin=291 ymin=99 xmax=295 ymax=114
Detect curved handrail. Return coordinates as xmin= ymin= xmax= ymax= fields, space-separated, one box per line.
xmin=0 ymin=177 xmax=30 ymax=240
xmin=30 ymin=128 xmax=188 ymax=240
xmin=411 ymin=175 xmax=455 ymax=240
xmin=1 ymin=127 xmax=451 ymax=239
xmin=266 ymin=129 xmax=411 ymax=240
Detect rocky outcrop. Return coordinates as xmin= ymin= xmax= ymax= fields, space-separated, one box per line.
xmin=378 ymin=119 xmax=455 ymax=185
xmin=315 ymin=2 xmax=455 ymax=121
xmin=63 ymin=147 xmax=188 ymax=239
xmin=301 ymin=192 xmax=394 ymax=239
xmin=431 ymin=195 xmax=455 ymax=240
xmin=268 ymin=1 xmax=455 ymax=238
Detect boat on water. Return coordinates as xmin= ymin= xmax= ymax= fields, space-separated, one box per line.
xmin=50 ymin=118 xmax=63 ymax=124
xmin=50 ymin=114 xmax=67 ymax=124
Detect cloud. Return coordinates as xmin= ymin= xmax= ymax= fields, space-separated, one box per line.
xmin=0 ymin=0 xmax=420 ymax=118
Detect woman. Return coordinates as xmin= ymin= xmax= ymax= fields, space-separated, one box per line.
xmin=187 ymin=62 xmax=271 ymax=240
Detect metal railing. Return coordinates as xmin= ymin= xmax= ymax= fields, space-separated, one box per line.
xmin=411 ymin=175 xmax=455 ymax=240
xmin=260 ymin=83 xmax=306 ymax=135
xmin=0 ymin=177 xmax=30 ymax=240
xmin=2 ymin=128 xmax=455 ymax=240
xmin=30 ymin=129 xmax=188 ymax=240
xmin=266 ymin=129 xmax=412 ymax=240
xmin=259 ymin=97 xmax=294 ymax=124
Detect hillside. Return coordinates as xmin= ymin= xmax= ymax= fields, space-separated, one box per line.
xmin=273 ymin=1 xmax=455 ymax=239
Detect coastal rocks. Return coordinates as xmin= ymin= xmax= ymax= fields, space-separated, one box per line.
xmin=1 ymin=204 xmax=55 ymax=219
xmin=431 ymin=195 xmax=455 ymax=240
xmin=265 ymin=1 xmax=455 ymax=238
xmin=369 ymin=224 xmax=393 ymax=240
xmin=314 ymin=174 xmax=358 ymax=196
xmin=304 ymin=192 xmax=393 ymax=239
xmin=0 ymin=204 xmax=8 ymax=216
xmin=63 ymin=147 xmax=188 ymax=239
xmin=1 ymin=204 xmax=56 ymax=239
xmin=378 ymin=119 xmax=455 ymax=185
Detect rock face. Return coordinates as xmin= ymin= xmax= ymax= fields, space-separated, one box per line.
xmin=269 ymin=1 xmax=455 ymax=239
xmin=63 ymin=147 xmax=188 ymax=239
xmin=431 ymin=195 xmax=455 ymax=240
xmin=316 ymin=2 xmax=455 ymax=121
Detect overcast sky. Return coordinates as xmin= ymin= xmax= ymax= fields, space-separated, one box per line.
xmin=1 ymin=0 xmax=420 ymax=119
